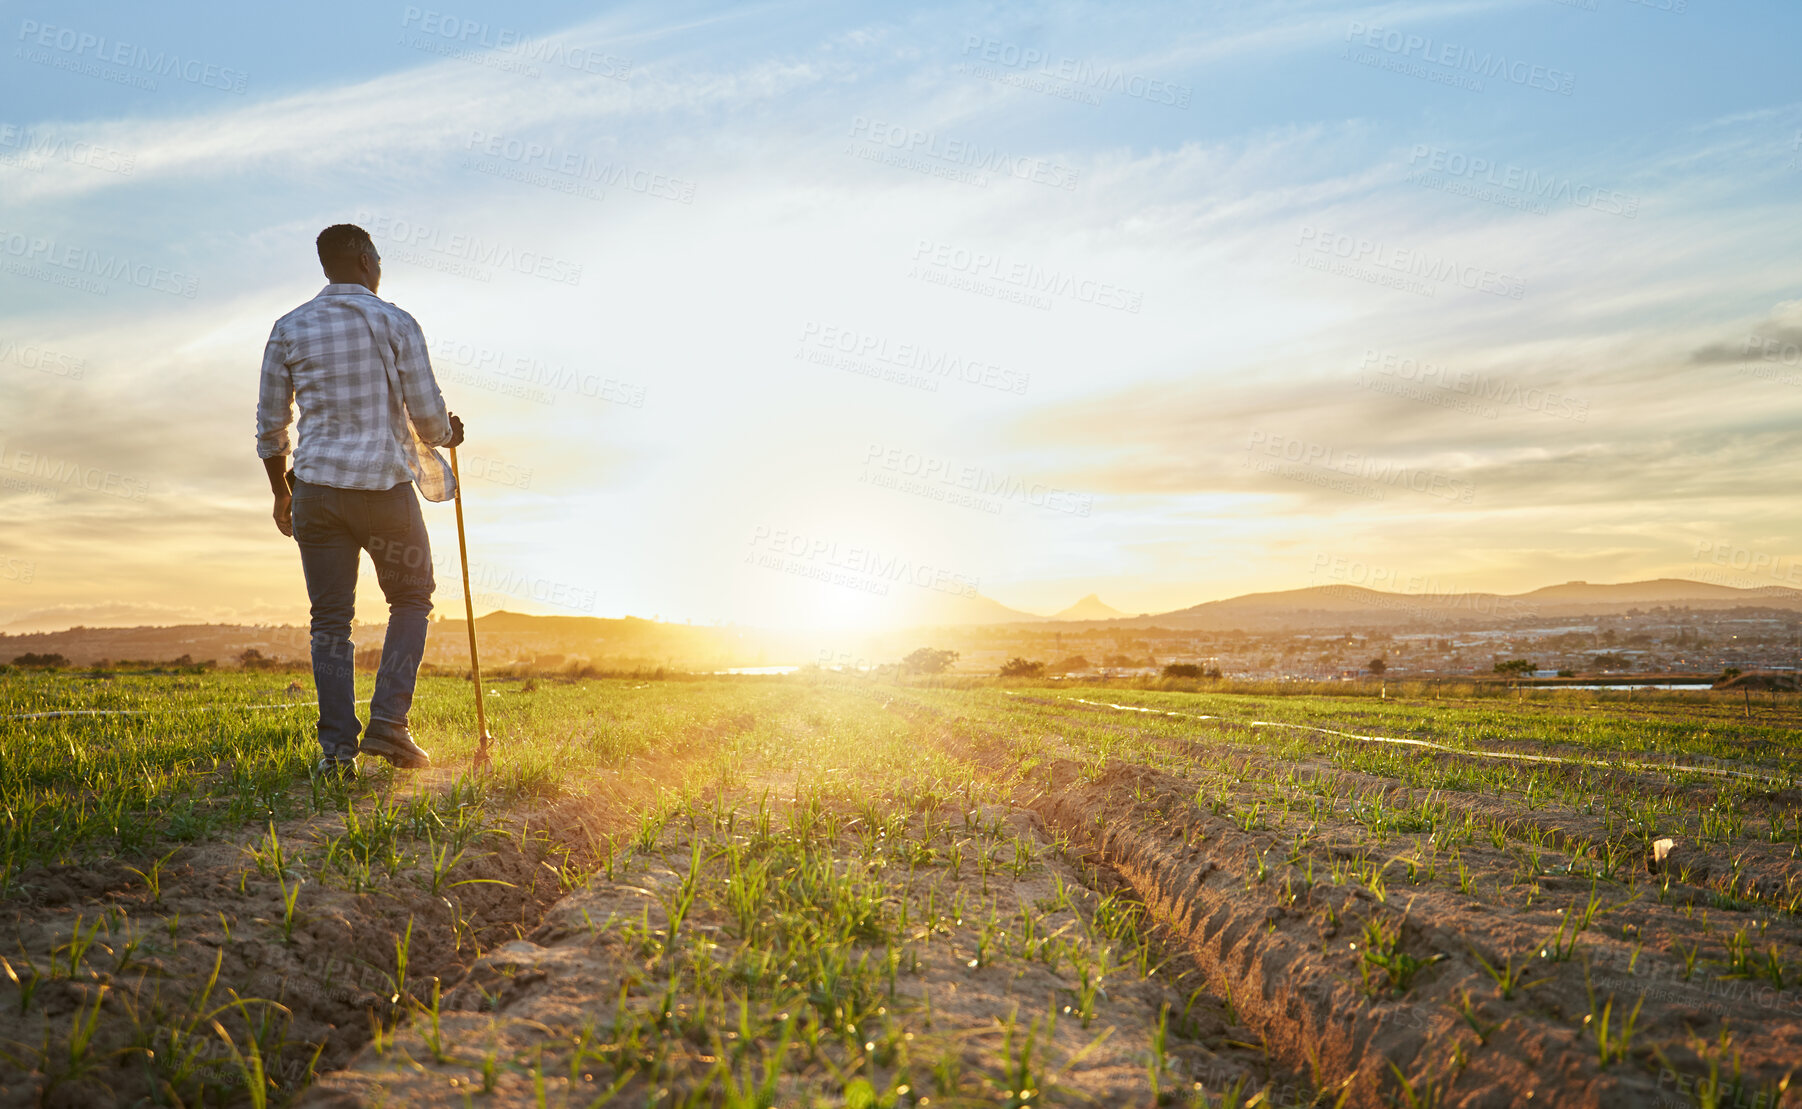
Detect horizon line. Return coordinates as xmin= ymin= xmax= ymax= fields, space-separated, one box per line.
xmin=6 ymin=574 xmax=1801 ymax=637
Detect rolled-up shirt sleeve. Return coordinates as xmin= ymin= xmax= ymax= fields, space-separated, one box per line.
xmin=395 ymin=314 xmax=451 ymax=447
xmin=255 ymin=324 xmax=294 ymax=459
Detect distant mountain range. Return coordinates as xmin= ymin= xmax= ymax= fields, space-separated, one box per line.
xmin=893 ymin=589 xmax=1127 ymax=625
xmin=8 ymin=581 xmax=1802 ymax=665
xmin=894 ymin=578 xmax=1802 ymax=630
xmin=1101 ymin=578 xmax=1802 ymax=632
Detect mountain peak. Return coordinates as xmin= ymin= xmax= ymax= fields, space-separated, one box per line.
xmin=1052 ymin=594 xmax=1126 ymax=621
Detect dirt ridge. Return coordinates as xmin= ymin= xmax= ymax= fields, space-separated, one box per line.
xmin=1025 ymin=758 xmax=1671 ymax=1108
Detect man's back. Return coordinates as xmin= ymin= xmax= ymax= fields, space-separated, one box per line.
xmin=257 ymin=283 xmax=450 ymax=491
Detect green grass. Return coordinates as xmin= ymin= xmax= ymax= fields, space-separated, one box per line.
xmin=0 ymin=670 xmax=795 ymax=892
xmin=2 ymin=669 xmax=1800 ymax=1104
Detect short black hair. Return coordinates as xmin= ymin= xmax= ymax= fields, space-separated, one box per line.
xmin=316 ymin=224 xmax=375 ymax=271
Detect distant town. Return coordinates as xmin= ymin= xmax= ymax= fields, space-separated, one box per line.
xmin=9 ymin=582 xmax=1802 ymax=686
xmin=911 ymin=604 xmax=1802 ymax=682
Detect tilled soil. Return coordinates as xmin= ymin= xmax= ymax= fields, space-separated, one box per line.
xmin=987 ymin=703 xmax=1802 ymax=1109
xmin=0 ymin=777 xmax=588 ymax=1108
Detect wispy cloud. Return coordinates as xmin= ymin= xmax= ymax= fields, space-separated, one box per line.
xmin=3 ymin=0 xmax=1801 ymax=629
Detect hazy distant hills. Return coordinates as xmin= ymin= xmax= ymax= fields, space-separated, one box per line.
xmin=9 ymin=579 xmax=1802 ymax=665
xmin=1513 ymin=579 xmax=1802 ymax=605
xmin=1105 ymin=578 xmax=1802 ymax=632
xmin=900 ymin=591 xmax=1048 ymax=626
xmin=898 ymin=590 xmax=1127 ymax=625
xmin=886 ymin=577 xmax=1802 ymax=631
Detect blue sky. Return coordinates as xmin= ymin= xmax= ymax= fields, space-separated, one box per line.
xmin=3 ymin=0 xmax=1800 ymax=632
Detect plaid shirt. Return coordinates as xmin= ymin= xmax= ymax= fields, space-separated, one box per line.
xmin=255 ymin=283 xmax=452 ymax=490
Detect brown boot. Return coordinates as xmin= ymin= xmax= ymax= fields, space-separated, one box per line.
xmin=358 ymin=719 xmax=432 ymax=769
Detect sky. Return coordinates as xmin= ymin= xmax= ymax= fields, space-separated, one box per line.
xmin=2 ymin=0 xmax=1800 ymax=634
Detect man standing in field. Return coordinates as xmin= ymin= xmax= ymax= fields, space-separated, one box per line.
xmin=255 ymin=223 xmax=463 ymax=780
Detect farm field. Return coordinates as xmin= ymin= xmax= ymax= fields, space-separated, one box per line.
xmin=0 ymin=670 xmax=1799 ymax=1107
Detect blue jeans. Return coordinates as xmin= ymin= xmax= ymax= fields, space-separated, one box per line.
xmin=291 ymin=478 xmax=435 ymax=759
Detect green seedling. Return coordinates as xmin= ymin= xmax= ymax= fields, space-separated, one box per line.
xmin=1470 ymin=945 xmax=1547 ymax=1001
